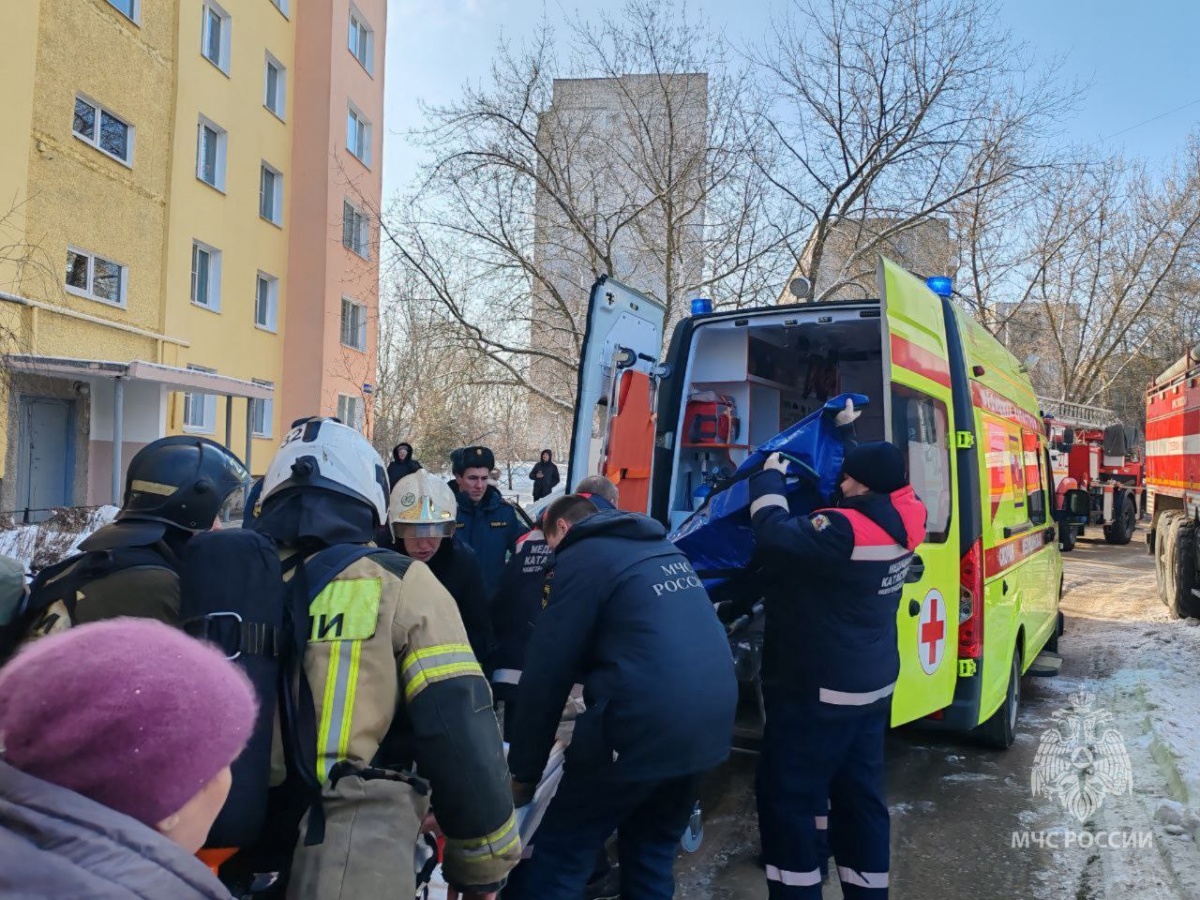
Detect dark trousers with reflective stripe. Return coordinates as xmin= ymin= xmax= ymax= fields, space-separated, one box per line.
xmin=757 ymin=692 xmax=890 ymax=898
xmin=504 ymin=765 xmax=702 ymax=900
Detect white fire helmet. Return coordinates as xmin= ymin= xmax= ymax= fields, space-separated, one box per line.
xmin=260 ymin=417 xmax=390 ymax=526
xmin=390 ymin=469 xmax=458 ymax=539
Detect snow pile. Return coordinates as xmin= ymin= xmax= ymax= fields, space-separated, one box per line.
xmin=0 ymin=506 xmax=120 ymax=574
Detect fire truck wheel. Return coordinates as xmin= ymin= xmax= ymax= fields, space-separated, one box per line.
xmin=1168 ymin=520 xmax=1199 ymax=619
xmin=1155 ymin=512 xmax=1181 ymax=601
xmin=979 ymin=646 xmax=1021 ymax=750
xmin=1104 ymin=495 xmax=1137 ymax=545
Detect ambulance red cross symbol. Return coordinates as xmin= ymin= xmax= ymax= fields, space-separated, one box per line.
xmin=919 ymin=589 xmax=946 ymax=675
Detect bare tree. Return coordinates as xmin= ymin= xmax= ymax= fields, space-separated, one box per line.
xmin=967 ymin=143 xmax=1200 ymax=413
xmin=381 ymin=0 xmax=792 ymax=444
xmin=759 ymin=0 xmax=1076 ymax=301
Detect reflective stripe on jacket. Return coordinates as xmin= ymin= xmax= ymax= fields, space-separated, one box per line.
xmin=294 ymin=551 xmax=520 ymax=892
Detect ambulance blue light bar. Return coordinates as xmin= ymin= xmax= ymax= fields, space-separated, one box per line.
xmin=926 ymin=276 xmax=953 ymax=298
xmin=691 ymin=297 xmax=713 ymax=316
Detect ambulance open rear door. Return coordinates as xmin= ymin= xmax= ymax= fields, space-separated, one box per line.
xmin=567 ymin=276 xmax=667 ymax=514
xmin=878 ymin=257 xmax=962 ymax=725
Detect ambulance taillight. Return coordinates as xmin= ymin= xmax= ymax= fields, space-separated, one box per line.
xmin=958 ymin=538 xmax=984 ymax=660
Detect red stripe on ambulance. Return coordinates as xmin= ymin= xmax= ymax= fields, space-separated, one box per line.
xmin=983 ymin=529 xmax=1046 ymax=578
xmin=891 ymin=334 xmax=952 ymax=388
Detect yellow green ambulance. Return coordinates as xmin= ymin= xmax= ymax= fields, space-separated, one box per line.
xmin=567 ymin=257 xmax=1085 ymax=748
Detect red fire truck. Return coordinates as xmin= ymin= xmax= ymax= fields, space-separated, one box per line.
xmin=1145 ymin=346 xmax=1200 ymax=618
xmin=1039 ymin=397 xmax=1143 ymax=551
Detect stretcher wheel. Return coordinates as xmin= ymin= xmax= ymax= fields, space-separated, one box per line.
xmin=680 ymin=803 xmax=704 ymax=853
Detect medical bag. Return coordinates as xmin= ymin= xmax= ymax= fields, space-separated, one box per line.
xmin=684 ymin=392 xmax=739 ymax=445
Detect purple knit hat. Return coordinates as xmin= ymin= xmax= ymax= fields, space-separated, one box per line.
xmin=0 ymin=618 xmax=257 ymax=827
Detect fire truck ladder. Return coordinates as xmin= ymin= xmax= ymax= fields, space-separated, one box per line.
xmin=1037 ymin=397 xmax=1117 ymax=429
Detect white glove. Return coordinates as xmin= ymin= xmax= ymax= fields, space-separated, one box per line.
xmin=835 ymin=398 xmax=861 ymax=427
xmin=763 ymin=452 xmax=789 ymax=474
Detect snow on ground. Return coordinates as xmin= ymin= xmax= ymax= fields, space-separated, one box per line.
xmin=1041 ymin=533 xmax=1200 ymax=898
xmin=0 ymin=506 xmax=119 ymax=574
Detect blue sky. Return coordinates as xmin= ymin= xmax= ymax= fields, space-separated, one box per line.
xmin=382 ymin=0 xmax=1200 ymax=200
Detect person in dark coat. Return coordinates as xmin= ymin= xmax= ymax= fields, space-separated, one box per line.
xmin=530 ymin=449 xmax=561 ymax=501
xmin=0 ymin=618 xmax=258 ymax=899
xmin=386 ymin=469 xmax=495 ymax=669
xmin=490 ymin=475 xmax=619 ymax=718
xmin=387 ymin=442 xmax=422 ymax=488
xmin=750 ymin=441 xmax=926 ymax=900
xmin=506 ymin=497 xmax=738 ymax=899
xmin=453 ymin=445 xmax=526 ymax=599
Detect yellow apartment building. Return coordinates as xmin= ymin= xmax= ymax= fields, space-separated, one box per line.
xmin=0 ymin=0 xmax=385 ymax=521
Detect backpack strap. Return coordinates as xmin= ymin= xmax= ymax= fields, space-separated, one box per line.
xmin=27 ymin=545 xmax=176 ymax=628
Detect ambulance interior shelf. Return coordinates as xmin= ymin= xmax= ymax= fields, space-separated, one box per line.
xmin=669 ymin=314 xmax=886 ymax=529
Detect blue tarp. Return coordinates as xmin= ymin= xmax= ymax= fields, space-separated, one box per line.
xmin=669 ymin=393 xmax=869 ymax=582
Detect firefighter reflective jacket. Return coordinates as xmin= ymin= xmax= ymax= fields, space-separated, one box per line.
xmin=292 ymin=550 xmax=520 ymax=892
xmin=749 ymin=468 xmax=927 ymax=709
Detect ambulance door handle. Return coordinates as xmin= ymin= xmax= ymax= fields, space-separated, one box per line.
xmin=908 ymin=599 xmax=921 ymax=617
xmin=1002 ymin=580 xmax=1009 ymax=595
xmin=904 ymin=553 xmax=925 ymax=585
xmin=1043 ymin=526 xmax=1057 ymax=543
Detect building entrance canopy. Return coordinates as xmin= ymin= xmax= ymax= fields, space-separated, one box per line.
xmin=6 ymin=355 xmax=275 ymax=504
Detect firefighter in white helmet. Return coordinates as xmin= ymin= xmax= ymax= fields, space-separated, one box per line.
xmin=389 ymin=469 xmax=496 ymax=672
xmin=251 ymin=418 xmax=518 ymax=898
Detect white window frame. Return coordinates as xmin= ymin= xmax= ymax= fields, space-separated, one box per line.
xmin=342 ymin=199 xmax=370 ymax=259
xmin=340 ymin=297 xmax=367 ymax=351
xmin=346 ymin=104 xmax=372 ymax=167
xmin=348 ymin=7 xmax=374 ymax=75
xmin=72 ymin=95 xmax=134 ymax=167
xmin=196 ymin=115 xmax=228 ymax=191
xmin=64 ymin=246 xmax=127 ymax=307
xmin=190 ymin=240 xmax=222 ymax=312
xmin=264 ymin=53 xmax=287 ymax=120
xmin=259 ymin=162 xmax=283 ymax=225
xmin=201 ymin=0 xmax=232 ymax=74
xmin=337 ymin=394 xmax=364 ymax=431
xmin=182 ymin=365 xmax=218 ymax=434
xmin=255 ymin=272 xmax=279 ymax=332
xmin=251 ymin=380 xmax=274 ymax=438
xmin=105 ymin=0 xmax=139 ymax=25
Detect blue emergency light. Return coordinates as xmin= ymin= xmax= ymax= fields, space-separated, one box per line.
xmin=925 ymin=276 xmax=953 ymax=298
xmin=690 ymin=297 xmax=713 ymax=316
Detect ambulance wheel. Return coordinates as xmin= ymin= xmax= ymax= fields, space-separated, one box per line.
xmin=979 ymin=647 xmax=1021 ymax=750
xmin=1104 ymin=495 xmax=1136 ymax=545
xmin=1059 ymin=523 xmax=1077 ymax=553
xmin=1166 ymin=520 xmax=1199 ymax=619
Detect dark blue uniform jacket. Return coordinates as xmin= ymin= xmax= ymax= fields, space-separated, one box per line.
xmin=454 ymin=485 xmax=526 ymax=599
xmin=507 ymin=509 xmax=737 ymax=785
xmin=749 ymin=468 xmax=927 ymax=710
xmin=489 ymin=527 xmax=552 ymax=703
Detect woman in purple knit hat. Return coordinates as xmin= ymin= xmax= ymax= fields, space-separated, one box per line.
xmin=0 ymin=618 xmax=258 ymax=899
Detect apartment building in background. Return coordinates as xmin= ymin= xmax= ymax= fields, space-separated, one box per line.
xmin=0 ymin=0 xmax=385 ymax=520
xmin=528 ymin=75 xmax=709 ymax=453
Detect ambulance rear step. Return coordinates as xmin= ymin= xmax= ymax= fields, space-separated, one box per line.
xmin=1027 ymin=651 xmax=1063 ymax=677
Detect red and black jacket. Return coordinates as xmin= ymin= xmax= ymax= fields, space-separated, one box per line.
xmin=748 ymin=468 xmax=927 ymax=709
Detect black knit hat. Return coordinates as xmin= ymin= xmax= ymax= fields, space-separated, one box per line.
xmin=842 ymin=441 xmax=907 ymax=494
